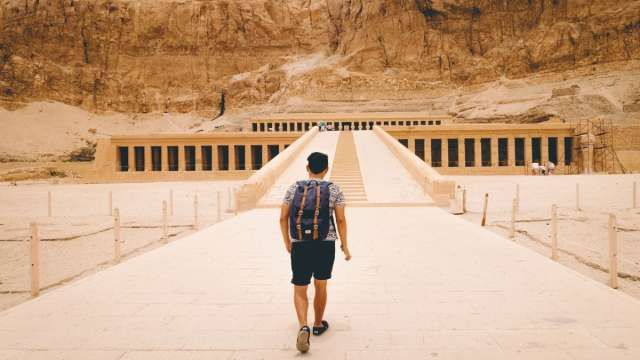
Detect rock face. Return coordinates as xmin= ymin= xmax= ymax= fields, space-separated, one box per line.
xmin=1 ymin=0 xmax=640 ymax=113
xmin=0 ymin=0 xmax=330 ymax=113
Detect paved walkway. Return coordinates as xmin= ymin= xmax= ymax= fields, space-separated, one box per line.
xmin=353 ymin=131 xmax=431 ymax=203
xmin=1 ymin=206 xmax=640 ymax=359
xmin=2 ymin=131 xmax=640 ymax=359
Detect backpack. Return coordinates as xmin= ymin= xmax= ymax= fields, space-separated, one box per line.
xmin=289 ymin=180 xmax=333 ymax=241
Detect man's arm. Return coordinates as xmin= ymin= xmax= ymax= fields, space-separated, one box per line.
xmin=280 ymin=203 xmax=292 ymax=253
xmin=335 ymin=205 xmax=351 ymax=261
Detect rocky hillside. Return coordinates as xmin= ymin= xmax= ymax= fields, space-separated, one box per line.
xmin=1 ymin=0 xmax=639 ymax=114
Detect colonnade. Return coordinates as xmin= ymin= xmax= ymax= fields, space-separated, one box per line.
xmin=115 ymin=143 xmax=290 ymax=173
xmin=398 ymin=134 xmax=574 ymax=174
xmin=250 ymin=119 xmax=443 ymax=132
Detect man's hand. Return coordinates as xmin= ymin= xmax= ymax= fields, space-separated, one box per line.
xmin=340 ymin=244 xmax=352 ymax=261
xmin=285 ymin=241 xmax=292 ymax=254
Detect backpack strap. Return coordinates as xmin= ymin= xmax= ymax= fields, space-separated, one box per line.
xmin=295 ymin=183 xmax=309 ymax=240
xmin=312 ymin=182 xmax=321 ymax=240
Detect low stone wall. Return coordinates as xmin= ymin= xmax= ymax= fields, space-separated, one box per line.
xmin=236 ymin=127 xmax=319 ymax=211
xmin=372 ymin=126 xmax=455 ymax=206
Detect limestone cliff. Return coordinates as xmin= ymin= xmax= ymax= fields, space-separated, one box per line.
xmin=1 ymin=0 xmax=640 ymax=114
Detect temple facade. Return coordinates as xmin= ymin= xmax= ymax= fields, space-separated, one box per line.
xmin=93 ymin=113 xmax=576 ymax=182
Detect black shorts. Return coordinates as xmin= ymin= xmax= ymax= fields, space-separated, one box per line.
xmin=290 ymin=241 xmax=336 ymax=286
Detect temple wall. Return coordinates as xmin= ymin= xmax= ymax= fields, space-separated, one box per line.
xmin=91 ymin=132 xmax=302 ymax=182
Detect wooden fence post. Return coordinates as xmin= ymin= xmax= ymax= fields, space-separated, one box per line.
xmin=462 ymin=188 xmax=467 ymax=213
xmin=47 ymin=191 xmax=52 ymax=217
xmin=551 ymin=204 xmax=558 ymax=261
xmin=193 ymin=194 xmax=199 ymax=230
xmin=162 ymin=200 xmax=168 ymax=243
xmin=108 ymin=190 xmax=113 ymax=216
xmin=169 ymin=189 xmax=174 ymax=216
xmin=233 ymin=188 xmax=238 ymax=215
xmin=609 ymin=213 xmax=618 ymax=289
xmin=633 ymin=181 xmax=637 ymax=209
xmin=481 ymin=193 xmax=489 ymax=226
xmin=576 ymin=183 xmax=580 ymax=211
xmin=509 ymin=198 xmax=516 ymax=239
xmin=113 ymin=208 xmax=121 ymax=263
xmin=30 ymin=222 xmax=40 ymax=297
xmin=217 ymin=191 xmax=222 ymax=222
xmin=515 ymin=184 xmax=520 ymax=211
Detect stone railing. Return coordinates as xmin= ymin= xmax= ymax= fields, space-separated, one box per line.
xmin=236 ymin=127 xmax=319 ymax=211
xmin=373 ymin=126 xmax=456 ymax=206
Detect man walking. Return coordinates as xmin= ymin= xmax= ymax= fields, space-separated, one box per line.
xmin=279 ymin=151 xmax=351 ymax=353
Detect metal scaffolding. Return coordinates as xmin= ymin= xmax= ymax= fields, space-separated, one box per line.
xmin=570 ymin=118 xmax=626 ymax=174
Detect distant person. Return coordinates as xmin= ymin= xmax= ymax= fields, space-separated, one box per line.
xmin=279 ymin=152 xmax=351 ymax=353
xmin=547 ymin=161 xmax=556 ymax=175
xmin=540 ymin=164 xmax=548 ymax=175
xmin=531 ymin=162 xmax=540 ymax=176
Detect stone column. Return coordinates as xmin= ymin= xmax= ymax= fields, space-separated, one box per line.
xmin=542 ymin=136 xmax=549 ymax=166
xmin=229 ymin=144 xmax=236 ymax=171
xmin=161 ymin=145 xmax=168 ymax=171
xmin=126 ymin=145 xmax=135 ymax=172
xmin=458 ymin=137 xmax=465 ymax=169
xmin=507 ymin=136 xmax=515 ymax=168
xmin=195 ymin=145 xmax=202 ymax=171
xmin=558 ymin=136 xmax=565 ymax=173
xmin=524 ymin=136 xmax=532 ymax=169
xmin=212 ymin=144 xmax=219 ymax=171
xmin=178 ymin=145 xmax=185 ymax=171
xmin=442 ymin=139 xmax=449 ymax=168
xmin=262 ymin=144 xmax=268 ymax=165
xmin=491 ymin=137 xmax=498 ymax=168
xmin=474 ymin=137 xmax=482 ymax=167
xmin=425 ymin=138 xmax=431 ymax=164
xmin=144 ymin=145 xmax=152 ymax=172
xmin=408 ymin=137 xmax=416 ymax=156
xmin=244 ymin=145 xmax=251 ymax=171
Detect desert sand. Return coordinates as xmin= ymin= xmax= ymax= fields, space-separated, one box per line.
xmin=450 ymin=174 xmax=640 ymax=299
xmin=0 ymin=180 xmax=242 ymax=311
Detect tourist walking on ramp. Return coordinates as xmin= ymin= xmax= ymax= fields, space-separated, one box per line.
xmin=279 ymin=151 xmax=351 ymax=353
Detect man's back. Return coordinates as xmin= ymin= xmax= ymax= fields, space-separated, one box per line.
xmin=283 ymin=180 xmax=345 ymax=242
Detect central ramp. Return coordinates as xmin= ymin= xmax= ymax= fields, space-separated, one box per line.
xmin=1 ymin=206 xmax=639 ymax=358
xmin=330 ymin=132 xmax=367 ymax=203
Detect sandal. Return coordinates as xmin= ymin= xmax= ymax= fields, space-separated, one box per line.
xmin=296 ymin=326 xmax=310 ymax=353
xmin=312 ymin=320 xmax=329 ymax=336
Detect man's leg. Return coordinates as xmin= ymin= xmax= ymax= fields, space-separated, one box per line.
xmin=313 ymin=279 xmax=328 ymax=327
xmin=293 ymin=285 xmax=309 ymax=328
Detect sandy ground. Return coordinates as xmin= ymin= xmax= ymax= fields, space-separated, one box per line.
xmin=0 ymin=102 xmax=211 ymax=161
xmin=0 ymin=161 xmax=96 ymax=183
xmin=0 ymin=180 xmax=243 ymax=311
xmin=449 ymin=174 xmax=640 ymax=300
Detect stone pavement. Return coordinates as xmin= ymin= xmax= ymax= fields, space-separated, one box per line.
xmin=1 ymin=206 xmax=640 ymax=359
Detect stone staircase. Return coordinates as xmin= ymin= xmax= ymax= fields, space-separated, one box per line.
xmin=330 ymin=132 xmax=367 ymax=203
